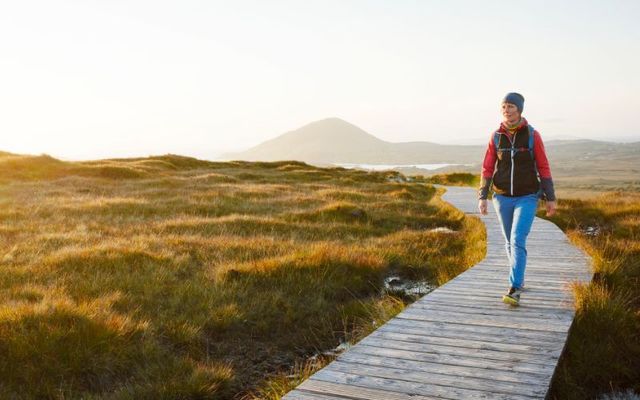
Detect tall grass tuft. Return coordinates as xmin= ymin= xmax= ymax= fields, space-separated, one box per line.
xmin=425 ymin=172 xmax=480 ymax=187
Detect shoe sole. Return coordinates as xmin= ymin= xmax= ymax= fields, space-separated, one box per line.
xmin=502 ymin=295 xmax=520 ymax=306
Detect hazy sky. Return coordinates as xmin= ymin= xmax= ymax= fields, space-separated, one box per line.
xmin=1 ymin=0 xmax=638 ymax=160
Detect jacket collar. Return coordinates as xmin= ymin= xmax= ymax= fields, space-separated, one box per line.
xmin=499 ymin=117 xmax=528 ymax=134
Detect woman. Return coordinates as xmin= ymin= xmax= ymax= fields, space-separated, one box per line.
xmin=477 ymin=92 xmax=557 ymax=306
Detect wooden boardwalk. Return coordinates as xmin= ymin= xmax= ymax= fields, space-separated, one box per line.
xmin=282 ymin=186 xmax=593 ymax=400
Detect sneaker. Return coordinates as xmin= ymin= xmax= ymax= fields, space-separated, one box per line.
xmin=502 ymin=286 xmax=523 ymax=306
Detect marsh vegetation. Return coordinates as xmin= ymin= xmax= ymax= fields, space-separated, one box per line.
xmin=0 ymin=153 xmax=485 ymax=399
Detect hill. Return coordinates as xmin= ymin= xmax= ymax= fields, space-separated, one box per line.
xmin=220 ymin=117 xmax=480 ymax=164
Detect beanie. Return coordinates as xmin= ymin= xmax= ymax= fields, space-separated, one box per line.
xmin=502 ymin=92 xmax=525 ymax=113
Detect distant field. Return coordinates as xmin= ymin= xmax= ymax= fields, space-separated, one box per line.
xmin=0 ymin=152 xmax=485 ymax=399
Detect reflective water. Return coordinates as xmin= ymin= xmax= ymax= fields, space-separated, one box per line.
xmin=333 ymin=163 xmax=473 ymax=171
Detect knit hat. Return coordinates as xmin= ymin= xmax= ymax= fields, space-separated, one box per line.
xmin=502 ymin=92 xmax=525 ymax=113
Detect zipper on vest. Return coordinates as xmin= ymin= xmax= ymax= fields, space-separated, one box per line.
xmin=509 ymin=130 xmax=518 ymax=195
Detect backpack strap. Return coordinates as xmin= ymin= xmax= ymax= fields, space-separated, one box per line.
xmin=527 ymin=125 xmax=535 ymax=160
xmin=528 ymin=124 xmax=543 ymax=197
xmin=493 ymin=131 xmax=512 ymax=154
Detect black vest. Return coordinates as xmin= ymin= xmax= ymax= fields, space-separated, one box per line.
xmin=492 ymin=125 xmax=540 ymax=197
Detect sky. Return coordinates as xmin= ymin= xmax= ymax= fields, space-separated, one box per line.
xmin=1 ymin=0 xmax=639 ymax=161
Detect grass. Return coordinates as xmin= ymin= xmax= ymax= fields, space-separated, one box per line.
xmin=543 ymin=192 xmax=640 ymax=399
xmin=0 ymin=153 xmax=485 ymax=399
xmin=424 ymin=172 xmax=480 ymax=187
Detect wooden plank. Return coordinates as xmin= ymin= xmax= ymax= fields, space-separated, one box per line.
xmin=307 ymin=369 xmax=540 ymax=400
xmin=345 ymin=344 xmax=558 ymax=376
xmin=362 ymin=329 xmax=564 ymax=356
xmin=420 ymin=285 xmax=573 ymax=301
xmin=466 ymin=271 xmax=586 ymax=280
xmin=380 ymin=319 xmax=565 ymax=346
xmin=441 ymin=282 xmax=576 ymax=296
xmin=395 ymin=308 xmax=571 ymax=332
xmin=470 ymin=265 xmax=589 ymax=273
xmin=325 ymin=360 xmax=548 ymax=397
xmin=483 ymin=256 xmax=589 ymax=263
xmin=417 ymin=294 xmax=574 ymax=311
xmin=337 ymin=350 xmax=551 ymax=385
xmin=427 ymin=285 xmax=571 ymax=298
xmin=282 ymin=389 xmax=354 ymax=400
xmin=357 ymin=337 xmax=562 ymax=365
xmin=415 ymin=297 xmax=573 ymax=314
xmin=413 ymin=291 xmax=571 ymax=306
xmin=479 ymin=256 xmax=588 ymax=263
xmin=430 ymin=284 xmax=573 ymax=300
xmin=294 ymin=379 xmax=439 ymax=400
xmin=457 ymin=272 xmax=585 ymax=284
xmin=415 ymin=295 xmax=573 ymax=313
xmin=469 ymin=269 xmax=585 ymax=276
xmin=417 ymin=292 xmax=573 ymax=307
xmin=408 ymin=302 xmax=574 ymax=321
xmin=432 ymin=287 xmax=574 ymax=302
xmin=478 ymin=259 xmax=591 ymax=266
xmin=439 ymin=276 xmax=575 ymax=289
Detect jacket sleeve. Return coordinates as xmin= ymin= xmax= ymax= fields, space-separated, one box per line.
xmin=533 ymin=130 xmax=556 ymax=201
xmin=478 ymin=135 xmax=497 ymax=200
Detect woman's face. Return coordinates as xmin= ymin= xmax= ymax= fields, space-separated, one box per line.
xmin=501 ymin=102 xmax=520 ymax=123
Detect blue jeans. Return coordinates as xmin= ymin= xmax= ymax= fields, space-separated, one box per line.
xmin=492 ymin=193 xmax=538 ymax=289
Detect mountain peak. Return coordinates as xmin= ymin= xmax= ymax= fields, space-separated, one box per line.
xmin=289 ymin=117 xmax=378 ymax=139
xmin=220 ymin=117 xmax=390 ymax=162
xmin=260 ymin=117 xmax=388 ymax=146
xmin=306 ymin=117 xmax=356 ymax=127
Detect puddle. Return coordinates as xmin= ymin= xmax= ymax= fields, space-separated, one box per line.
xmin=304 ymin=339 xmax=353 ymax=366
xmin=428 ymin=226 xmax=456 ymax=234
xmin=320 ymin=339 xmax=352 ymax=357
xmin=382 ymin=275 xmax=436 ymax=297
xmin=581 ymin=225 xmax=601 ymax=237
xmin=386 ymin=176 xmax=411 ymax=183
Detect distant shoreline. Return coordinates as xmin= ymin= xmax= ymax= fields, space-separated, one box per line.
xmin=332 ymin=162 xmax=475 ymax=171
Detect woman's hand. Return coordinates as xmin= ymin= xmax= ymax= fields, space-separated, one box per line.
xmin=546 ymin=200 xmax=557 ymax=217
xmin=478 ymin=199 xmax=488 ymax=215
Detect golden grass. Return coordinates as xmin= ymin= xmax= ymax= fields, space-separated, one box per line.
xmin=424 ymin=172 xmax=480 ymax=187
xmin=542 ymin=192 xmax=640 ymax=399
xmin=0 ymin=154 xmax=485 ymax=399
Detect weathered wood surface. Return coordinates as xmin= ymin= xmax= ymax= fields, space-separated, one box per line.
xmin=282 ymin=186 xmax=592 ymax=399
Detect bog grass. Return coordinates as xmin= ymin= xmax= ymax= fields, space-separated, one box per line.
xmin=424 ymin=172 xmax=480 ymax=187
xmin=0 ymin=153 xmax=485 ymax=399
xmin=543 ymin=192 xmax=640 ymax=399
